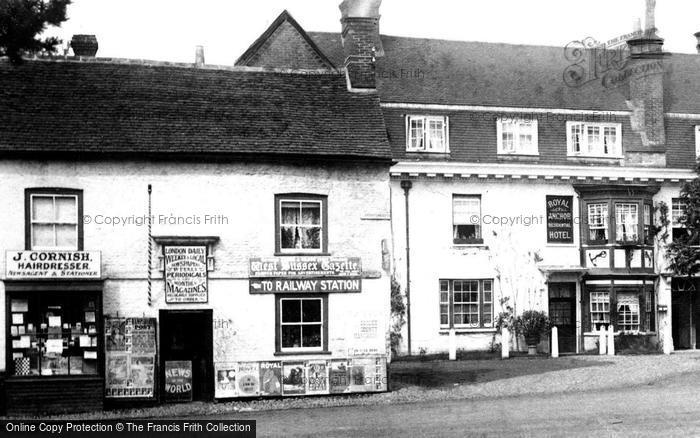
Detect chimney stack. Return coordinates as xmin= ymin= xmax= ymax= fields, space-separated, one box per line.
xmin=339 ymin=0 xmax=383 ymax=90
xmin=695 ymin=32 xmax=700 ymax=54
xmin=195 ymin=45 xmax=205 ymax=67
xmin=70 ymin=35 xmax=98 ymax=57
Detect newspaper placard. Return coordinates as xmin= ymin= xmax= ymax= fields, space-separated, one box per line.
xmin=164 ymin=246 xmax=208 ymax=303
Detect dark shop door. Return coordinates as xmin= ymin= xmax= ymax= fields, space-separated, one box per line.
xmin=160 ymin=310 xmax=214 ymax=401
xmin=549 ymin=283 xmax=576 ymax=353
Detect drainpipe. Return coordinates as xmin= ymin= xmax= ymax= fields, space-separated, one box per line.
xmin=400 ymin=180 xmax=413 ymax=356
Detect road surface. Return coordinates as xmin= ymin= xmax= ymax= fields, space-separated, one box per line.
xmin=219 ymin=371 xmax=700 ymax=437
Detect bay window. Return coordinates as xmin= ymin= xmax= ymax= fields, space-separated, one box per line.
xmin=406 ymin=115 xmax=449 ymax=153
xmin=616 ymin=292 xmax=640 ymax=332
xmin=615 ymin=203 xmax=638 ymax=243
xmin=586 ymin=286 xmax=654 ymax=333
xmin=587 ymin=203 xmax=608 ymax=242
xmin=439 ymin=279 xmax=493 ymax=329
xmin=567 ymin=122 xmax=622 ymax=158
xmin=497 ymin=118 xmax=538 ymax=155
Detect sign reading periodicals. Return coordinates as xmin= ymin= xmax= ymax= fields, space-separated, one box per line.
xmin=6 ymin=250 xmax=101 ymax=279
xmin=546 ymin=195 xmax=574 ymax=244
xmin=105 ymin=318 xmax=156 ymax=398
xmin=164 ymin=246 xmax=208 ymax=303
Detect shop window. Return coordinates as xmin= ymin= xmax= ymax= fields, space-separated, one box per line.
xmin=453 ymin=195 xmax=482 ymax=244
xmin=275 ymin=194 xmax=327 ymax=254
xmin=589 ymin=290 xmax=610 ymax=331
xmin=277 ymin=296 xmax=328 ymax=353
xmin=615 ymin=203 xmax=639 ymax=243
xmin=587 ymin=203 xmax=609 ymax=243
xmin=406 ymin=115 xmax=449 ymax=153
xmin=8 ymin=293 xmax=100 ymax=377
xmin=567 ymin=122 xmax=622 ymax=158
xmin=616 ymin=292 xmax=640 ymax=332
xmin=439 ymin=279 xmax=493 ymax=329
xmin=497 ymin=118 xmax=538 ymax=155
xmin=26 ymin=189 xmax=83 ymax=250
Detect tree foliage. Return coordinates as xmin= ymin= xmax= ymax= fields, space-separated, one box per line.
xmin=666 ymin=163 xmax=700 ymax=276
xmin=0 ymin=0 xmax=71 ymax=64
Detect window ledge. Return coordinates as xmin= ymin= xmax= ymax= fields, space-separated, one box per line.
xmin=497 ymin=153 xmax=540 ymax=159
xmin=439 ymin=328 xmax=496 ymax=334
xmin=274 ymin=350 xmax=332 ymax=357
xmin=583 ymin=332 xmax=656 ymax=336
xmin=566 ymin=155 xmax=623 ymax=162
xmin=452 ymin=244 xmax=488 ymax=249
xmin=274 ymin=252 xmax=331 ymax=257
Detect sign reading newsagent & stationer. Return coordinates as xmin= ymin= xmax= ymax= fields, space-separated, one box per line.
xmin=249 ymin=257 xmax=362 ymax=293
xmin=6 ymin=250 xmax=101 ymax=279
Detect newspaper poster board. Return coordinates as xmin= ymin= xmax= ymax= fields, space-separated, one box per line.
xmin=164 ymin=246 xmax=208 ymax=303
xmin=164 ymin=360 xmax=193 ymax=403
xmin=105 ymin=317 xmax=157 ymax=398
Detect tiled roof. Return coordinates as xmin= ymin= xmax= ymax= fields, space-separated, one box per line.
xmin=0 ymin=59 xmax=391 ymax=160
xmin=309 ymin=32 xmax=700 ymax=114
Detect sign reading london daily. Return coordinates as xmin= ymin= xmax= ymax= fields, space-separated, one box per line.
xmin=164 ymin=246 xmax=208 ymax=303
xmin=6 ymin=251 xmax=101 ymax=279
xmin=249 ymin=257 xmax=362 ymax=294
xmin=546 ymin=195 xmax=574 ymax=244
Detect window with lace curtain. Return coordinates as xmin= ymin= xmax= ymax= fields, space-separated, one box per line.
xmin=275 ymin=194 xmax=328 ymax=254
xmin=615 ymin=203 xmax=639 ymax=243
xmin=406 ymin=115 xmax=449 ymax=153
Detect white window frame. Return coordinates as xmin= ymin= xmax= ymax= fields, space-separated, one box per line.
xmin=279 ymin=297 xmax=324 ymax=353
xmin=617 ymin=293 xmax=640 ymax=333
xmin=452 ymin=195 xmax=482 ymax=244
xmin=590 ymin=291 xmax=611 ymax=331
xmin=567 ymin=121 xmax=622 ymax=158
xmin=405 ymin=115 xmax=449 ymax=153
xmin=587 ymin=203 xmax=609 ymax=242
xmin=30 ymin=194 xmax=79 ymax=250
xmin=278 ymin=198 xmax=323 ymax=254
xmin=695 ymin=126 xmax=700 ymax=159
xmin=671 ymin=198 xmax=685 ymax=228
xmin=496 ymin=118 xmax=539 ymax=155
xmin=615 ymin=203 xmax=639 ymax=243
xmin=439 ymin=279 xmax=493 ymax=329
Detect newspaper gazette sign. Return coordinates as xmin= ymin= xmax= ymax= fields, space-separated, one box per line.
xmin=249 ymin=257 xmax=362 ymax=294
xmin=164 ymin=246 xmax=208 ymax=303
xmin=6 ymin=251 xmax=101 ymax=279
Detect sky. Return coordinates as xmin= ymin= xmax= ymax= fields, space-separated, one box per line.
xmin=44 ymin=0 xmax=700 ymax=65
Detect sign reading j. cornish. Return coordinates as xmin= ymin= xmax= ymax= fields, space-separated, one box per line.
xmin=6 ymin=250 xmax=101 ymax=279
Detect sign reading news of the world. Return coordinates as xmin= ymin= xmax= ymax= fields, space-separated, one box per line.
xmin=249 ymin=257 xmax=362 ymax=294
xmin=6 ymin=250 xmax=101 ymax=279
xmin=164 ymin=246 xmax=208 ymax=303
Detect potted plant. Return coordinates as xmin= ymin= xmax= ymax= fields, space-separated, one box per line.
xmin=515 ymin=310 xmax=550 ymax=356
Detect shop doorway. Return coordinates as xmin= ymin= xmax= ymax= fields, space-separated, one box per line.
xmin=159 ymin=310 xmax=214 ymax=401
xmin=671 ymin=279 xmax=699 ymax=350
xmin=548 ymin=283 xmax=576 ymax=353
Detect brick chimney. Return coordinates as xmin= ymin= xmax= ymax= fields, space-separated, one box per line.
xmin=70 ymin=35 xmax=98 ymax=57
xmin=339 ymin=0 xmax=383 ymax=90
xmin=695 ymin=32 xmax=700 ymax=54
xmin=624 ymin=0 xmax=667 ymax=165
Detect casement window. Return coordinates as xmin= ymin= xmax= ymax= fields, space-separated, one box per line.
xmin=567 ymin=122 xmax=622 ymax=158
xmin=406 ymin=115 xmax=449 ymax=153
xmin=497 ymin=118 xmax=538 ymax=155
xmin=275 ymin=194 xmax=328 ymax=254
xmin=452 ymin=195 xmax=482 ymax=244
xmin=587 ymin=203 xmax=609 ymax=242
xmin=439 ymin=279 xmax=493 ymax=329
xmin=616 ymin=292 xmax=640 ymax=333
xmin=26 ymin=189 xmax=83 ymax=250
xmin=643 ymin=204 xmax=653 ymax=245
xmin=589 ymin=291 xmax=611 ymax=331
xmin=615 ymin=203 xmax=639 ymax=243
xmin=672 ymin=198 xmax=688 ymax=242
xmin=276 ymin=296 xmax=328 ymax=353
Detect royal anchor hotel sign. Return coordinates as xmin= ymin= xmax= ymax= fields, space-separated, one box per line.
xmin=6 ymin=251 xmax=101 ymax=279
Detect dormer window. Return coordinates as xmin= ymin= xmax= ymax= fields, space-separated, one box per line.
xmin=497 ymin=118 xmax=538 ymax=155
xmin=567 ymin=122 xmax=622 ymax=158
xmin=406 ymin=115 xmax=449 ymax=153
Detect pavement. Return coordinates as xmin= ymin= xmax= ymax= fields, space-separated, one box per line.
xmin=227 ymin=370 xmax=700 ymax=437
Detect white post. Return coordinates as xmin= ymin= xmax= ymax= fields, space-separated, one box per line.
xmin=501 ymin=327 xmax=510 ymax=359
xmin=448 ymin=327 xmax=457 ymax=361
xmin=607 ymin=324 xmax=615 ymax=356
xmin=551 ymin=326 xmax=559 ymax=358
xmin=598 ymin=327 xmax=606 ymax=355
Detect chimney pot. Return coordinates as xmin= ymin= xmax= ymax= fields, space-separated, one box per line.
xmin=70 ymin=34 xmax=98 ymax=57
xmin=195 ymin=45 xmax=205 ymax=67
xmin=695 ymin=32 xmax=700 ymax=54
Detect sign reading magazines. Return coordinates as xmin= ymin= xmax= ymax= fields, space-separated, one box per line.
xmin=6 ymin=250 xmax=101 ymax=279
xmin=105 ymin=318 xmax=156 ymax=398
xmin=164 ymin=246 xmax=208 ymax=303
xmin=546 ymin=195 xmax=574 ymax=244
xmin=249 ymin=257 xmax=362 ymax=294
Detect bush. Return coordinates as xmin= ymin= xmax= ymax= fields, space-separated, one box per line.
xmin=514 ymin=310 xmax=550 ymax=342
